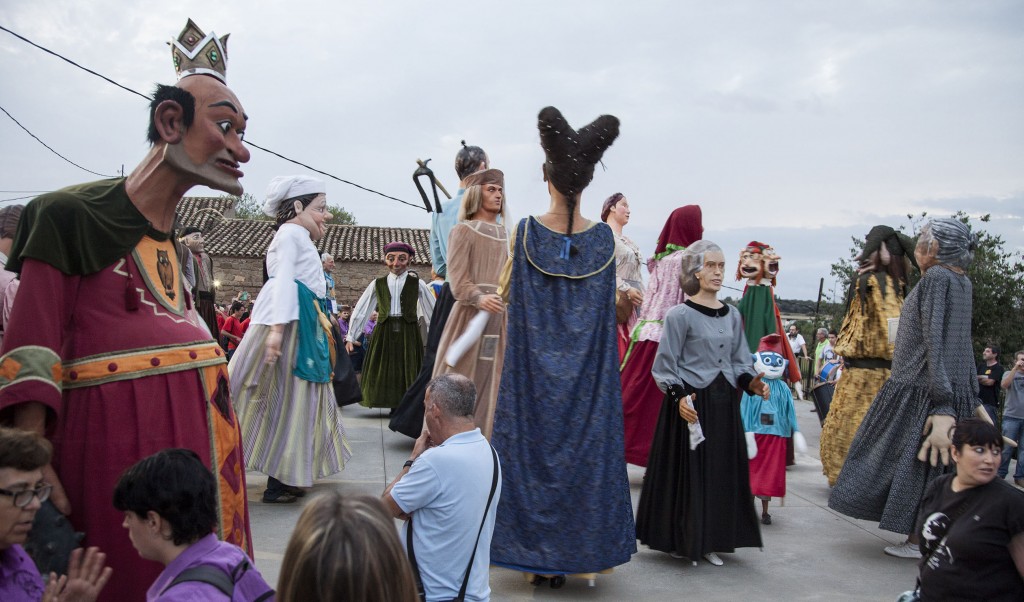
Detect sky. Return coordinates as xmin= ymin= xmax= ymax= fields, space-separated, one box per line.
xmin=1 ymin=0 xmax=1021 ymax=300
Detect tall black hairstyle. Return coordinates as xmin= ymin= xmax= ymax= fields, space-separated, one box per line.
xmin=537 ymin=107 xmax=620 ymax=246
xmin=113 ymin=448 xmax=217 ymax=546
xmin=147 ymin=84 xmax=196 ymax=145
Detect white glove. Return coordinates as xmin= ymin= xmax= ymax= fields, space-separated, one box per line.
xmin=745 ymin=432 xmax=758 ymax=459
xmin=793 ymin=431 xmax=808 ymax=454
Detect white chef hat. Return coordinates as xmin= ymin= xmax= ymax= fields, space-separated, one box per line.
xmin=262 ymin=175 xmax=326 ymax=217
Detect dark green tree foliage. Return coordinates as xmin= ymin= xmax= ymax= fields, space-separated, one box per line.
xmin=226 ymin=193 xmax=357 ymax=225
xmin=953 ymin=213 xmax=1024 ymax=358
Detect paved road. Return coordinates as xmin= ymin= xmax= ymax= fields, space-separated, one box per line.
xmin=248 ymin=399 xmax=925 ymax=601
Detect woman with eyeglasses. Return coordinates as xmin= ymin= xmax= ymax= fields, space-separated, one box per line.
xmin=0 ymin=427 xmax=110 ymax=600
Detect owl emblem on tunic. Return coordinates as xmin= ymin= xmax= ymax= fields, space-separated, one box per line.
xmin=156 ymin=249 xmax=176 ymax=300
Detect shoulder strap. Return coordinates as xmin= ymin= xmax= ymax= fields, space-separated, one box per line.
xmin=406 ymin=445 xmax=500 ymax=602
xmin=456 ymin=445 xmax=500 ymax=601
xmin=406 ymin=507 xmax=426 ymax=599
xmin=165 ymin=565 xmax=233 ymax=597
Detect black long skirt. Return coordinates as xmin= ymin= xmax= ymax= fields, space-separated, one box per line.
xmin=388 ymin=283 xmax=456 ymax=437
xmin=635 ymin=373 xmax=762 ymax=559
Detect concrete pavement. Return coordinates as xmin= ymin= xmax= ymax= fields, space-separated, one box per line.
xmin=248 ymin=399 xmax=926 ymax=601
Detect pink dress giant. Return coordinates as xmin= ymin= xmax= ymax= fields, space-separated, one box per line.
xmin=619 ymin=204 xmax=702 ymax=467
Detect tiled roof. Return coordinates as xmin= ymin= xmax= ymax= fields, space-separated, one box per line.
xmin=204 ymin=219 xmax=431 ymax=264
xmin=176 ymin=196 xmax=237 ymax=231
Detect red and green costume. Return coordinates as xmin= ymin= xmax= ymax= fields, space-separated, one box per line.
xmin=0 ymin=179 xmax=250 ymax=602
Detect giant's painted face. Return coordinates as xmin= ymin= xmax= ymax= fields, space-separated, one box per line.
xmin=752 ymin=350 xmax=787 ymax=380
xmin=292 ymin=194 xmax=331 ymax=241
xmin=181 ymin=231 xmax=204 ymax=253
xmin=737 ymin=248 xmax=764 ymax=282
xmin=163 ymin=75 xmax=250 ymax=195
xmin=762 ymin=247 xmax=781 ymax=281
xmin=385 ymin=251 xmax=410 ymax=276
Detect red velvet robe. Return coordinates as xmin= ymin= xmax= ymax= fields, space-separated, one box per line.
xmin=0 ymin=236 xmax=250 ymax=601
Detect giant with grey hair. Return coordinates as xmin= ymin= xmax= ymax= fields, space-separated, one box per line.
xmin=678 ymin=240 xmax=722 ymax=296
xmin=426 ymin=373 xmax=477 ymax=418
xmin=919 ymin=218 xmax=978 ymax=270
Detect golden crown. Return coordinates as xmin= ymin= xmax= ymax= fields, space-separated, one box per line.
xmin=170 ymin=19 xmax=229 ymax=83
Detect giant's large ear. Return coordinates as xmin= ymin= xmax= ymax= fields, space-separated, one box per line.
xmin=153 ymin=100 xmax=186 ymax=144
xmin=293 ymin=199 xmax=304 ymax=215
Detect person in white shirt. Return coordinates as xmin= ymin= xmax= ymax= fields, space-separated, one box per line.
xmin=786 ymin=324 xmax=809 ymax=400
xmin=229 ymin=175 xmax=352 ymax=503
xmin=346 ymin=242 xmax=435 ymax=410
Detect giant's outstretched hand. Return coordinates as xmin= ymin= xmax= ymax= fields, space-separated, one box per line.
xmin=748 ymin=373 xmax=770 ymax=400
xmin=917 ymin=414 xmax=956 ymax=466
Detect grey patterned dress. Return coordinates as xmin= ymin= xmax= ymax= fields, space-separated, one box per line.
xmin=828 ymin=266 xmax=979 ymax=535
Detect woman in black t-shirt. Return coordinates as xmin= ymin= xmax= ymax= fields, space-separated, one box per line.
xmin=914 ymin=418 xmax=1024 ymax=601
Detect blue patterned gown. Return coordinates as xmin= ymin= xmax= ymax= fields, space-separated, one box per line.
xmin=490 ymin=216 xmax=636 ymax=574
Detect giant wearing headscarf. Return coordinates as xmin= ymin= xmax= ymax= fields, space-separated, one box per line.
xmin=819 ymin=225 xmax=916 ymax=486
xmin=489 ymin=107 xmax=635 ymax=581
xmin=829 ymin=218 xmax=982 ymax=555
xmin=0 ymin=20 xmax=251 ymax=600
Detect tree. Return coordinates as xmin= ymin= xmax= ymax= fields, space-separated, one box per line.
xmin=224 ymin=193 xmax=357 ymax=225
xmin=827 ymin=212 xmax=1024 ymax=358
xmin=947 ymin=212 xmax=1024 ymax=358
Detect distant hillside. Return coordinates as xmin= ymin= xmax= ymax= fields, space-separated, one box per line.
xmin=724 ymin=297 xmax=818 ymax=314
xmin=776 ymin=298 xmax=819 ymax=315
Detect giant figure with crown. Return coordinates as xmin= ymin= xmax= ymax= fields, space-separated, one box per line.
xmin=0 ymin=20 xmax=252 ymax=600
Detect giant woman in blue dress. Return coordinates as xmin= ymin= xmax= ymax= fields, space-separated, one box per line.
xmin=489 ymin=106 xmax=636 ymax=582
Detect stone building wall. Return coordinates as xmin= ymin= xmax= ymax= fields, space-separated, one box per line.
xmin=211 ymin=256 xmax=419 ymax=308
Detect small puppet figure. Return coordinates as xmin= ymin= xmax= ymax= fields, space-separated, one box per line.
xmin=740 ymin=334 xmax=807 ymax=526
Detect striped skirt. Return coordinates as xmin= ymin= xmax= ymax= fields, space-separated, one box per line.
xmin=229 ymin=322 xmax=352 ymax=487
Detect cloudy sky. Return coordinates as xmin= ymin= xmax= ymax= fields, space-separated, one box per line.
xmin=1 ymin=0 xmax=1021 ymax=300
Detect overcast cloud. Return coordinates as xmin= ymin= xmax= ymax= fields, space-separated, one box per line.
xmin=1 ymin=0 xmax=1021 ymax=299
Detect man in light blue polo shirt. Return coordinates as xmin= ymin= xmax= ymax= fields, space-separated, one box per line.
xmin=384 ymin=374 xmax=501 ymax=602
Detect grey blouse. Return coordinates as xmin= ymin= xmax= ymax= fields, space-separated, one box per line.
xmin=652 ymin=300 xmax=756 ymax=393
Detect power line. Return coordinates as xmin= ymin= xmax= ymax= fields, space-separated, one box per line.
xmin=0 ymin=104 xmax=118 ymax=178
xmin=0 ymin=24 xmax=151 ymax=102
xmin=0 ymin=24 xmax=427 ymax=212
xmin=0 ymin=194 xmax=40 ymax=203
xmin=245 ymin=140 xmax=425 ymax=211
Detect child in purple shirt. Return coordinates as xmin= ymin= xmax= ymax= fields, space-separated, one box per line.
xmin=113 ymin=449 xmax=273 ymax=601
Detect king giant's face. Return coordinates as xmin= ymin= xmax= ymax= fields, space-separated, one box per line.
xmin=164 ymin=75 xmax=250 ymax=195
xmin=753 ymin=350 xmax=787 ymax=380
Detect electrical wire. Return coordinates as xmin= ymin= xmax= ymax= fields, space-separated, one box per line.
xmin=245 ymin=140 xmax=425 ymax=211
xmin=0 ymin=194 xmax=39 ymax=203
xmin=0 ymin=104 xmax=118 ymax=178
xmin=0 ymin=24 xmax=426 ymax=211
xmin=0 ymin=24 xmax=151 ymax=102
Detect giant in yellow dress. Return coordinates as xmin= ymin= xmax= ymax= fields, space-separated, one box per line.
xmin=820 ymin=272 xmax=904 ymax=486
